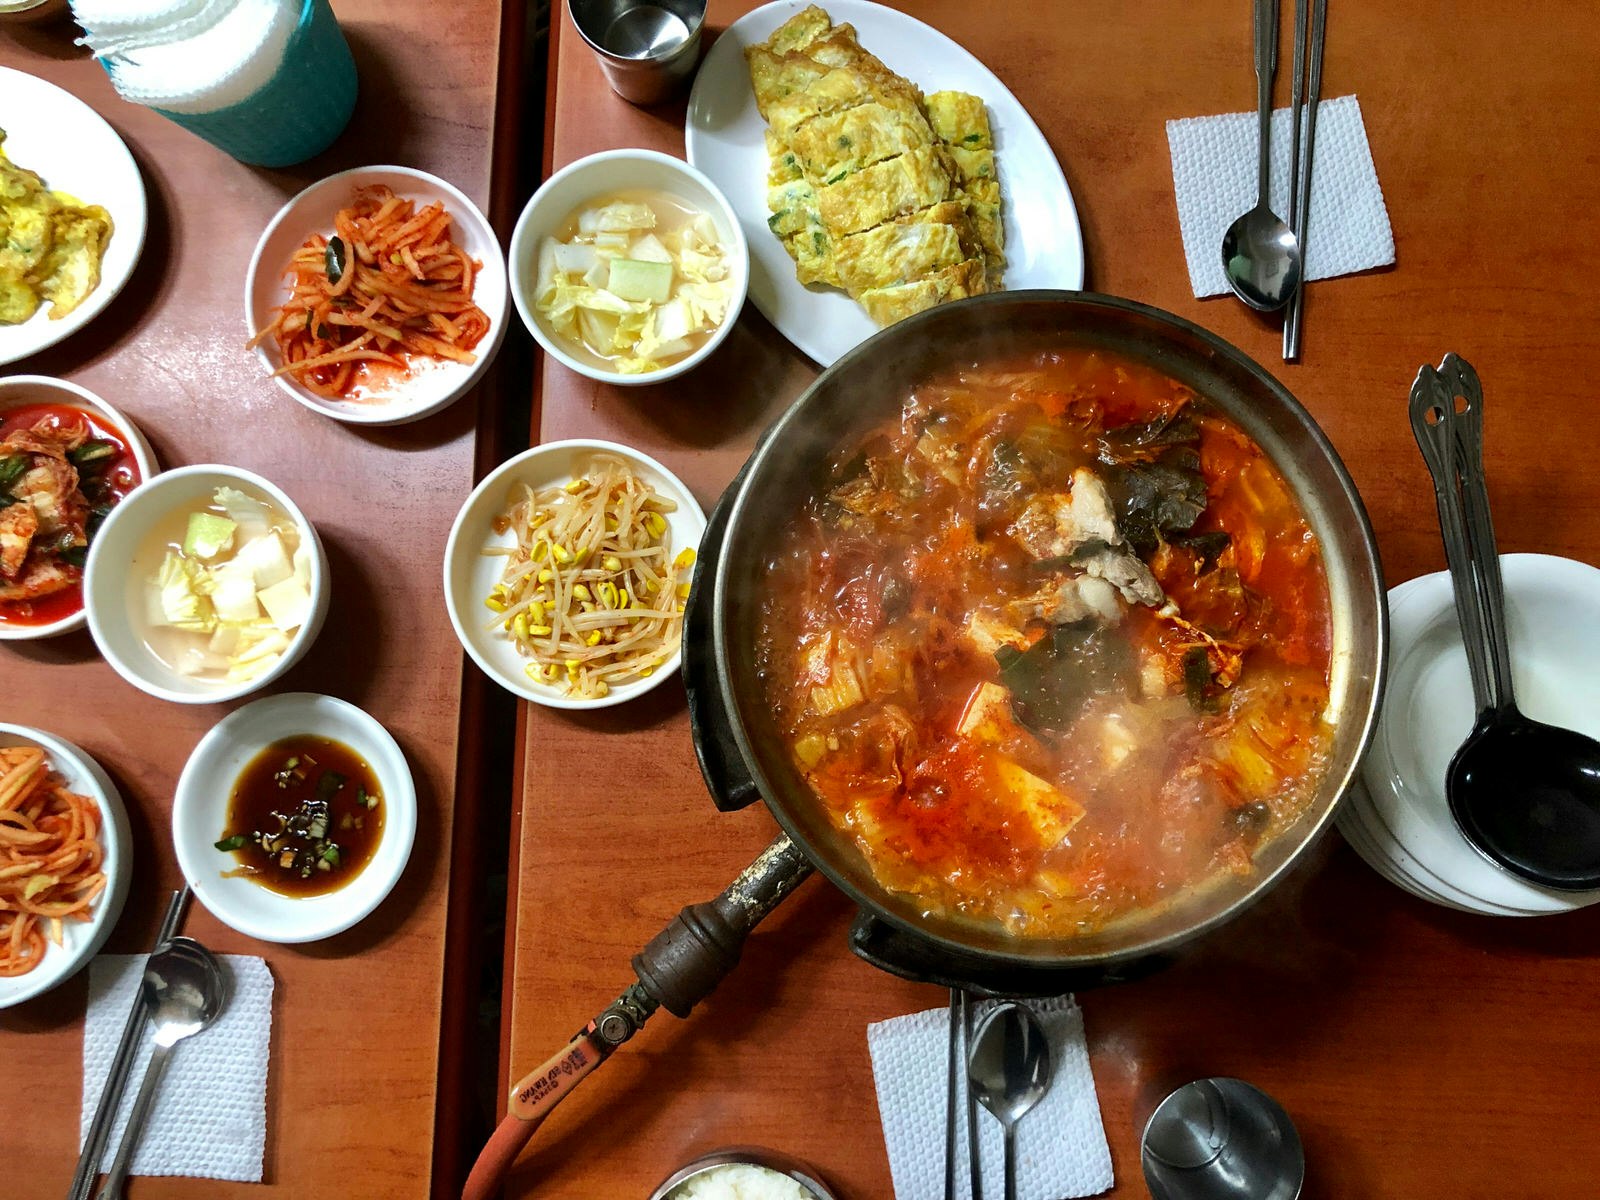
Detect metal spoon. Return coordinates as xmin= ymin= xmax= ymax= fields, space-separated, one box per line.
xmin=1141 ymin=1077 xmax=1304 ymax=1200
xmin=1410 ymin=355 xmax=1600 ymax=890
xmin=95 ymin=937 xmax=228 ymax=1200
xmin=1221 ymin=0 xmax=1303 ymax=311
xmin=69 ymin=888 xmax=189 ymax=1200
xmin=968 ymin=1002 xmax=1052 ymax=1200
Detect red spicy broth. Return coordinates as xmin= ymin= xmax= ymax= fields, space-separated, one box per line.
xmin=0 ymin=403 xmax=142 ymax=628
xmin=754 ymin=348 xmax=1335 ymax=938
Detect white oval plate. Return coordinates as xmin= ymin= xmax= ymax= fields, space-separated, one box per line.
xmin=245 ymin=165 xmax=508 ymax=426
xmin=171 ymin=693 xmax=417 ymax=944
xmin=685 ymin=0 xmax=1084 ymax=366
xmin=0 ymin=724 xmax=131 ymax=1008
xmin=444 ymin=439 xmax=706 ymax=709
xmin=1360 ymin=554 xmax=1600 ymax=915
xmin=0 ymin=67 xmax=147 ymax=368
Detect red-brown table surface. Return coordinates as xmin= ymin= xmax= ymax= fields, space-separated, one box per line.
xmin=503 ymin=3 xmax=1600 ymax=1199
xmin=0 ymin=3 xmax=518 ymax=1196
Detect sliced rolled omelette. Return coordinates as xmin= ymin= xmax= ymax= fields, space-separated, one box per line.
xmin=745 ymin=6 xmax=1004 ymax=327
xmin=926 ymin=90 xmax=1004 ymax=284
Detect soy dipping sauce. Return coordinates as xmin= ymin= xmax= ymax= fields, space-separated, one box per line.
xmin=216 ymin=735 xmax=384 ymax=897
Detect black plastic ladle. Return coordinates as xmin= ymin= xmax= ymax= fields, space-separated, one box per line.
xmin=1409 ymin=354 xmax=1600 ymax=890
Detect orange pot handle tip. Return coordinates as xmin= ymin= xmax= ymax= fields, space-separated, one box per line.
xmin=461 ymin=1025 xmax=614 ymax=1200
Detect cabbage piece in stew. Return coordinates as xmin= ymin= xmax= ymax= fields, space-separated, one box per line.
xmin=755 ymin=350 xmax=1334 ymax=937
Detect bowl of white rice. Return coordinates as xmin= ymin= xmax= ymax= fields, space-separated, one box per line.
xmin=650 ymin=1149 xmax=834 ymax=1200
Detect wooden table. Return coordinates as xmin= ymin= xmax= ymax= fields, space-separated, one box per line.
xmin=0 ymin=3 xmax=517 ymax=1195
xmin=503 ymin=3 xmax=1600 ymax=1198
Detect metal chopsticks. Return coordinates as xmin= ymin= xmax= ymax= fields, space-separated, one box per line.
xmin=945 ymin=989 xmax=961 ymax=1200
xmin=68 ymin=887 xmax=190 ymax=1200
xmin=964 ymin=992 xmax=981 ymax=1200
xmin=944 ymin=989 xmax=982 ymax=1200
xmin=1283 ymin=0 xmax=1329 ymax=360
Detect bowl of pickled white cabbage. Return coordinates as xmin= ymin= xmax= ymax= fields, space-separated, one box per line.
xmin=84 ymin=464 xmax=329 ymax=704
xmin=509 ymin=148 xmax=749 ymax=384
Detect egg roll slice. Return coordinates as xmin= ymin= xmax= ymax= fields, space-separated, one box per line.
xmin=766 ymin=64 xmax=923 ymax=145
xmin=0 ymin=185 xmax=57 ymax=280
xmin=858 ymin=257 xmax=988 ymax=327
xmin=762 ymin=5 xmax=834 ymax=56
xmin=766 ymin=129 xmax=804 ymax=186
xmin=797 ymin=22 xmax=908 ymax=90
xmin=788 ymin=101 xmax=936 ymax=185
xmin=750 ymin=9 xmax=908 ymax=118
xmin=787 ymin=225 xmax=838 ymax=288
xmin=37 ymin=206 xmax=112 ymax=319
xmin=925 ymin=93 xmax=1004 ymax=280
xmin=747 ymin=47 xmax=832 ymax=119
xmin=0 ymin=272 xmax=40 ymax=325
xmin=767 ymin=175 xmax=819 ymax=235
xmin=768 ymin=177 xmax=837 ymax=285
xmin=925 ymin=90 xmax=993 ymax=150
xmin=960 ymin=177 xmax=1005 ymax=279
xmin=816 ymin=144 xmax=954 ymax=238
xmin=948 ymin=146 xmax=997 ymax=188
xmin=831 ymin=201 xmax=973 ymax=297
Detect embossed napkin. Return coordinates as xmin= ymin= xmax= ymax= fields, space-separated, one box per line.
xmin=1166 ymin=94 xmax=1395 ymax=298
xmin=867 ymin=996 xmax=1113 ymax=1200
xmin=80 ymin=953 xmax=273 ymax=1182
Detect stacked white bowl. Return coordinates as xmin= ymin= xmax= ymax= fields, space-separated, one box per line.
xmin=1339 ymin=553 xmax=1600 ymax=915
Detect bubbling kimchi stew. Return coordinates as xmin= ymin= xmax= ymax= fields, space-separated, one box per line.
xmin=754 ymin=349 xmax=1335 ymax=938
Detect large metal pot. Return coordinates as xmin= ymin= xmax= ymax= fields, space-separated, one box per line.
xmin=464 ymin=292 xmax=1387 ymax=1197
xmin=709 ymin=291 xmax=1387 ymax=979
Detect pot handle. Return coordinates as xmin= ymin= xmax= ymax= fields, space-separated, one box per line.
xmin=461 ymin=835 xmax=814 ymax=1200
xmin=462 ymin=1029 xmax=607 ymax=1200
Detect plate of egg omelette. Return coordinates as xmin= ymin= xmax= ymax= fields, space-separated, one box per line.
xmin=686 ymin=0 xmax=1084 ymax=367
xmin=0 ymin=67 xmax=146 ymax=368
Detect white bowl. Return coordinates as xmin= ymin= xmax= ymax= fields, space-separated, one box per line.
xmin=443 ymin=438 xmax=706 ymax=708
xmin=1357 ymin=554 xmax=1600 ymax=915
xmin=507 ymin=148 xmax=749 ymax=386
xmin=83 ymin=464 xmax=330 ymax=705
xmin=0 ymin=724 xmax=131 ymax=1008
xmin=171 ymin=693 xmax=416 ymax=944
xmin=0 ymin=375 xmax=159 ymax=640
xmin=245 ymin=165 xmax=509 ymax=426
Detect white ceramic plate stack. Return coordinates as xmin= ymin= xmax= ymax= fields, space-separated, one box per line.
xmin=1339 ymin=554 xmax=1600 ymax=915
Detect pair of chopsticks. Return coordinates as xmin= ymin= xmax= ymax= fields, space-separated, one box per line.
xmin=67 ymin=888 xmax=190 ymax=1200
xmin=945 ymin=989 xmax=980 ymax=1200
xmin=1282 ymin=0 xmax=1329 ymax=360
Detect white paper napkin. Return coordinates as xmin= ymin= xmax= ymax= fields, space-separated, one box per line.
xmin=1166 ymin=94 xmax=1395 ymax=298
xmin=80 ymin=953 xmax=273 ymax=1182
xmin=867 ymin=996 xmax=1113 ymax=1200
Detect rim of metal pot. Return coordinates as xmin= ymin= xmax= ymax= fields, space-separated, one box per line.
xmin=712 ymin=289 xmax=1389 ymax=968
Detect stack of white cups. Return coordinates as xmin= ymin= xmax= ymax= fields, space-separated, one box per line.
xmin=72 ymin=0 xmax=302 ymax=115
xmin=67 ymin=0 xmax=357 ymax=167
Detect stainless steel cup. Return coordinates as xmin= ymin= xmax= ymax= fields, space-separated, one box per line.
xmin=568 ymin=0 xmax=707 ymax=106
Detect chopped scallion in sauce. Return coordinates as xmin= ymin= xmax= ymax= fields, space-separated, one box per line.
xmin=216 ymin=735 xmax=384 ymax=897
